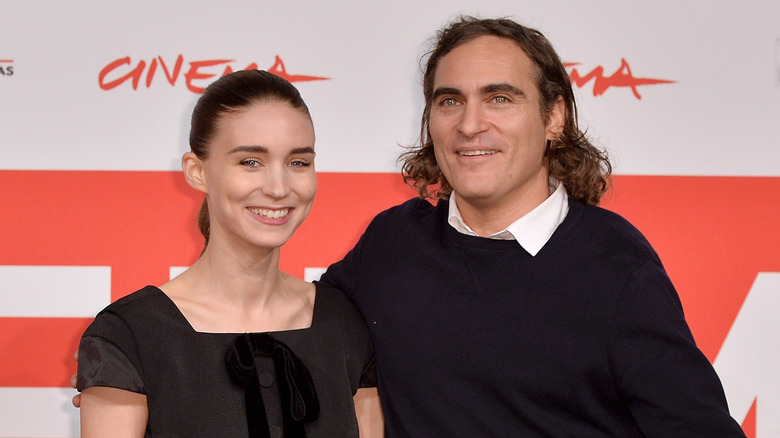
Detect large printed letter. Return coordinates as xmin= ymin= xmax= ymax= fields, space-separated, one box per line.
xmin=714 ymin=272 xmax=780 ymax=437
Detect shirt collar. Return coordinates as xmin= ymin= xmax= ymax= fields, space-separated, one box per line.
xmin=447 ymin=180 xmax=569 ymax=256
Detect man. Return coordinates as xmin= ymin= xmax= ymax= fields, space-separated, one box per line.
xmin=321 ymin=16 xmax=745 ymax=436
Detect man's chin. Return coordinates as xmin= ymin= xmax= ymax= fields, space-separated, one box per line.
xmin=451 ymin=188 xmax=500 ymax=208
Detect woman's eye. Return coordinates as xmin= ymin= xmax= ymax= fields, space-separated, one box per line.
xmin=289 ymin=159 xmax=311 ymax=168
xmin=240 ymin=158 xmax=260 ymax=167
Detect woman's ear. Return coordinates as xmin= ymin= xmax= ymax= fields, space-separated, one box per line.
xmin=182 ymin=152 xmax=208 ymax=194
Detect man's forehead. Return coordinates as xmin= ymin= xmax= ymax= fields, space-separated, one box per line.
xmin=432 ymin=37 xmax=536 ymax=91
xmin=439 ymin=37 xmax=531 ymax=67
xmin=443 ymin=35 xmax=529 ymax=60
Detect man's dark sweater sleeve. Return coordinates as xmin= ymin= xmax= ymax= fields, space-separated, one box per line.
xmin=320 ymin=223 xmax=370 ymax=302
xmin=609 ymin=258 xmax=746 ymax=437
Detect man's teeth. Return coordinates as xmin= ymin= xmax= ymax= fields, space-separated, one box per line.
xmin=458 ymin=150 xmax=496 ymax=156
xmin=251 ymin=208 xmax=290 ymax=219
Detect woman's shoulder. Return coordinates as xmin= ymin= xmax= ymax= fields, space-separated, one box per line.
xmin=310 ymin=281 xmax=374 ymax=375
xmin=87 ymin=285 xmax=186 ymax=336
xmin=105 ymin=285 xmax=165 ymax=308
xmin=93 ymin=286 xmax=167 ymax=321
xmin=312 ymin=282 xmax=366 ymax=329
xmin=314 ymin=281 xmax=357 ymax=311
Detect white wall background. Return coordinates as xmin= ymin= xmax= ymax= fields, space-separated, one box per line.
xmin=3 ymin=0 xmax=779 ymax=176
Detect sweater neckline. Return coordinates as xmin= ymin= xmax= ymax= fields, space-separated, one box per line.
xmin=439 ymin=198 xmax=583 ymax=255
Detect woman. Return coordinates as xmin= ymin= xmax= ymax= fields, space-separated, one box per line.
xmin=77 ymin=70 xmax=376 ymax=437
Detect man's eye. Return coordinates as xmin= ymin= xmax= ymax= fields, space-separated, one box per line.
xmin=441 ymin=98 xmax=459 ymax=106
xmin=493 ymin=96 xmax=509 ymax=103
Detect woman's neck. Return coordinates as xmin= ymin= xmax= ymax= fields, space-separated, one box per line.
xmin=159 ymin=241 xmax=315 ymax=333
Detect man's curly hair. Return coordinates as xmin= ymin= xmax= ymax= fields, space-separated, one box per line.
xmin=400 ymin=16 xmax=611 ymax=205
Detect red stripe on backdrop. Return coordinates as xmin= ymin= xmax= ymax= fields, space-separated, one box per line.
xmin=601 ymin=176 xmax=780 ymax=361
xmin=1 ymin=171 xmax=778 ymax=395
xmin=0 ymin=318 xmax=91 ymax=386
xmin=0 ymin=170 xmax=415 ymax=387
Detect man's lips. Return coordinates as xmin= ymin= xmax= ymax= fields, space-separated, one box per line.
xmin=457 ymin=149 xmax=497 ymax=156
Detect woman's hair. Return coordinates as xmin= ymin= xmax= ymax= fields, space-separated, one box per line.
xmin=400 ymin=16 xmax=611 ymax=205
xmin=189 ymin=70 xmax=311 ymax=245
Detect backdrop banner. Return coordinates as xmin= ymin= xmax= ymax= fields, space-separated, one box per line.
xmin=2 ymin=1 xmax=778 ymax=436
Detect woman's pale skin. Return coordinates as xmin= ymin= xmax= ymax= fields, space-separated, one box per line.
xmin=79 ymin=101 xmax=382 ymax=436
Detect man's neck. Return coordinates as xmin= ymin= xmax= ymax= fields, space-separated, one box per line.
xmin=454 ymin=181 xmax=552 ymax=237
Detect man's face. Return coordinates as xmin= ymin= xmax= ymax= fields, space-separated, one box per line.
xmin=429 ymin=35 xmax=564 ymax=232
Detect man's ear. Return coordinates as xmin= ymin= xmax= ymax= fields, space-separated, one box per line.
xmin=545 ymin=96 xmax=566 ymax=141
xmin=182 ymin=152 xmax=208 ymax=194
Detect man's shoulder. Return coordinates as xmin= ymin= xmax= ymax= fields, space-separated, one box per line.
xmin=378 ymin=196 xmax=437 ymax=215
xmin=575 ymin=201 xmax=641 ymax=231
xmin=567 ymin=200 xmax=658 ymax=260
xmin=370 ymin=197 xmax=442 ymax=226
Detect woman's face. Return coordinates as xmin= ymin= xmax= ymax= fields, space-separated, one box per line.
xmin=200 ymin=101 xmax=316 ymax=252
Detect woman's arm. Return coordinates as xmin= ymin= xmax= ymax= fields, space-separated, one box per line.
xmin=80 ymin=386 xmax=148 ymax=437
xmin=354 ymin=387 xmax=384 ymax=437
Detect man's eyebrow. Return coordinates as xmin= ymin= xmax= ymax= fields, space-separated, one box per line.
xmin=432 ymin=84 xmax=527 ymax=100
xmin=482 ymin=83 xmax=526 ymax=97
xmin=432 ymin=87 xmax=463 ymax=100
xmin=227 ymin=145 xmax=315 ymax=155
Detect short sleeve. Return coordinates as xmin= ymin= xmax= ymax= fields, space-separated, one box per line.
xmin=358 ymin=355 xmax=376 ymax=389
xmin=77 ymin=310 xmax=146 ymax=394
xmin=313 ymin=281 xmax=376 ymax=392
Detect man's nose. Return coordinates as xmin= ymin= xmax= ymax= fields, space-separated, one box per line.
xmin=457 ymin=103 xmax=489 ymax=138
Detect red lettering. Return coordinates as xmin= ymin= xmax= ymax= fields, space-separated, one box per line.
xmin=98 ymin=55 xmax=329 ymax=93
xmin=99 ymin=57 xmax=146 ymax=90
xmin=184 ymin=59 xmax=233 ymax=93
xmin=565 ymin=59 xmax=675 ymax=99
xmin=221 ymin=63 xmax=259 ymax=77
xmin=158 ymin=55 xmax=184 ymax=85
xmin=146 ymin=56 xmax=186 ymax=88
xmin=268 ymin=55 xmax=328 ymax=83
xmin=567 ymin=63 xmax=605 ymax=94
xmin=146 ymin=58 xmax=157 ymax=88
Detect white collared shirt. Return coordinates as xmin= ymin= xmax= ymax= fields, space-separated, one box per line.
xmin=447 ymin=180 xmax=569 ymax=256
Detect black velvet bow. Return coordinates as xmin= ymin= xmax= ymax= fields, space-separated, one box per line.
xmin=226 ymin=333 xmax=319 ymax=438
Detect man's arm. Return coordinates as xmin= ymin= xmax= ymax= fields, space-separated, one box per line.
xmin=319 ymin=224 xmax=369 ymax=300
xmin=71 ymin=365 xmax=81 ymax=407
xmin=611 ymin=259 xmax=746 ymax=437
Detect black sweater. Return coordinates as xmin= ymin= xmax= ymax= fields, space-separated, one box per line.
xmin=322 ymin=197 xmax=744 ymax=437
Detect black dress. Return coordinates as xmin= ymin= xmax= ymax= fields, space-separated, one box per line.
xmin=77 ymin=282 xmax=375 ymax=437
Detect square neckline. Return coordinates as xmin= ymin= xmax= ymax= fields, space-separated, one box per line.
xmin=145 ymin=284 xmax=319 ymax=335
